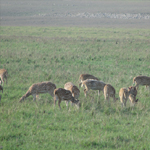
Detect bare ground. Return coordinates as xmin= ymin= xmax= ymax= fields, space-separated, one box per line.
xmin=0 ymin=0 xmax=150 ymax=28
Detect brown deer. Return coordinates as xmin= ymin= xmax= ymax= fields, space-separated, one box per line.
xmin=119 ymin=86 xmax=138 ymax=107
xmin=64 ymin=82 xmax=80 ymax=106
xmin=81 ymin=79 xmax=106 ymax=97
xmin=19 ymin=81 xmax=56 ymax=102
xmin=104 ymin=84 xmax=118 ymax=102
xmin=133 ymin=75 xmax=150 ymax=89
xmin=128 ymin=94 xmax=138 ymax=107
xmin=64 ymin=82 xmax=80 ymax=99
xmin=0 ymin=69 xmax=8 ymax=85
xmin=79 ymin=73 xmax=99 ymax=88
xmin=54 ymin=88 xmax=80 ymax=110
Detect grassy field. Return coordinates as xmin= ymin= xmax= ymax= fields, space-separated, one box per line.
xmin=0 ymin=26 xmax=150 ymax=150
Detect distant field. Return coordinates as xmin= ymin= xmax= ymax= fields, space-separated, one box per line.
xmin=0 ymin=26 xmax=150 ymax=149
xmin=1 ymin=0 xmax=150 ymax=28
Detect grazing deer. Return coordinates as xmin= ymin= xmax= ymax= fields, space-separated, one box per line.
xmin=128 ymin=86 xmax=137 ymax=96
xmin=0 ymin=69 xmax=8 ymax=85
xmin=79 ymin=73 xmax=99 ymax=87
xmin=19 ymin=81 xmax=56 ymax=102
xmin=128 ymin=94 xmax=138 ymax=107
xmin=104 ymin=84 xmax=118 ymax=102
xmin=64 ymin=82 xmax=80 ymax=99
xmin=119 ymin=86 xmax=138 ymax=107
xmin=133 ymin=75 xmax=150 ymax=89
xmin=64 ymin=82 xmax=80 ymax=106
xmin=54 ymin=88 xmax=80 ymax=110
xmin=81 ymin=79 xmax=106 ymax=97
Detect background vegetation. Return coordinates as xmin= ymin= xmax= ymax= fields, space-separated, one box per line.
xmin=0 ymin=26 xmax=150 ymax=150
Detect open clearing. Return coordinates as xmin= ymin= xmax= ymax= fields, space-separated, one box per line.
xmin=0 ymin=0 xmax=150 ymax=150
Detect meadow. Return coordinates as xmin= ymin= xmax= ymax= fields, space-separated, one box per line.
xmin=0 ymin=26 xmax=150 ymax=150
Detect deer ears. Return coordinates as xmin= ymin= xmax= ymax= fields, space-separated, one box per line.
xmin=128 ymin=86 xmax=136 ymax=90
xmin=128 ymin=86 xmax=132 ymax=90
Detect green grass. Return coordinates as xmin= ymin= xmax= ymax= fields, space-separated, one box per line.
xmin=0 ymin=26 xmax=150 ymax=150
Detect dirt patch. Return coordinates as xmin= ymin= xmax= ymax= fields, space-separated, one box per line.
xmin=0 ymin=0 xmax=150 ymax=28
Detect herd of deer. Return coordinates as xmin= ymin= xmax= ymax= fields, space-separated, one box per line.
xmin=0 ymin=68 xmax=150 ymax=109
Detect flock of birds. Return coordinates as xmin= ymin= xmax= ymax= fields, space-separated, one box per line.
xmin=0 ymin=68 xmax=150 ymax=109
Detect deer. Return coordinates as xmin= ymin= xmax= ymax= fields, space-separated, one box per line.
xmin=64 ymin=82 xmax=80 ymax=107
xmin=0 ymin=69 xmax=8 ymax=85
xmin=19 ymin=81 xmax=56 ymax=102
xmin=64 ymin=82 xmax=80 ymax=99
xmin=81 ymin=79 xmax=106 ymax=97
xmin=103 ymin=84 xmax=118 ymax=102
xmin=119 ymin=86 xmax=138 ymax=107
xmin=133 ymin=75 xmax=150 ymax=89
xmin=128 ymin=94 xmax=138 ymax=107
xmin=54 ymin=88 xmax=80 ymax=110
xmin=79 ymin=73 xmax=99 ymax=88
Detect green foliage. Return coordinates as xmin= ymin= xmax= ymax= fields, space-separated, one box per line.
xmin=0 ymin=26 xmax=150 ymax=150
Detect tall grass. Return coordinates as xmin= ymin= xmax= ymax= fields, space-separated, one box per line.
xmin=0 ymin=26 xmax=150 ymax=149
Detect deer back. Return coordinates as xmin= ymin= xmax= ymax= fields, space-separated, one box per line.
xmin=29 ymin=81 xmax=56 ymax=96
xmin=64 ymin=82 xmax=74 ymax=90
xmin=54 ymin=88 xmax=74 ymax=101
xmin=104 ymin=84 xmax=115 ymax=96
xmin=79 ymin=74 xmax=99 ymax=82
xmin=83 ymin=79 xmax=105 ymax=90
xmin=133 ymin=76 xmax=150 ymax=86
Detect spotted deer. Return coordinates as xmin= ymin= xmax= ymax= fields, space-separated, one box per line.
xmin=104 ymin=84 xmax=118 ymax=102
xmin=119 ymin=86 xmax=138 ymax=107
xmin=81 ymin=79 xmax=106 ymax=97
xmin=64 ymin=82 xmax=80 ymax=106
xmin=133 ymin=75 xmax=150 ymax=89
xmin=128 ymin=94 xmax=138 ymax=107
xmin=19 ymin=81 xmax=56 ymax=102
xmin=0 ymin=69 xmax=8 ymax=85
xmin=79 ymin=73 xmax=99 ymax=88
xmin=64 ymin=82 xmax=80 ymax=99
xmin=54 ymin=88 xmax=80 ymax=110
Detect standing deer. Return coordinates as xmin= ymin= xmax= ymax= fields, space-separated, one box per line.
xmin=79 ymin=73 xmax=99 ymax=88
xmin=119 ymin=86 xmax=138 ymax=107
xmin=133 ymin=75 xmax=150 ymax=89
xmin=0 ymin=69 xmax=8 ymax=85
xmin=19 ymin=81 xmax=56 ymax=102
xmin=54 ymin=88 xmax=80 ymax=110
xmin=64 ymin=82 xmax=80 ymax=106
xmin=104 ymin=84 xmax=118 ymax=102
xmin=64 ymin=82 xmax=80 ymax=99
xmin=128 ymin=94 xmax=138 ymax=107
xmin=81 ymin=79 xmax=106 ymax=97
